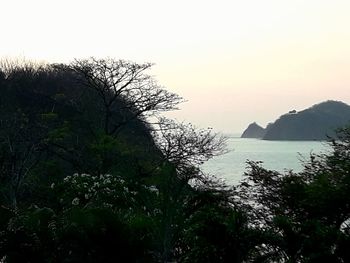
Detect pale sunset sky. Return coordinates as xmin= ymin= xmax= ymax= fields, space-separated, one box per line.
xmin=1 ymin=0 xmax=350 ymax=133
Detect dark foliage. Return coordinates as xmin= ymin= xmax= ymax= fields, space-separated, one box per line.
xmin=0 ymin=58 xmax=349 ymax=263
xmin=0 ymin=59 xmax=240 ymax=262
xmin=236 ymin=126 xmax=350 ymax=262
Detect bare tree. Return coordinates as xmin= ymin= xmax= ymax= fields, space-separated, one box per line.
xmin=153 ymin=118 xmax=228 ymax=180
xmin=0 ymin=57 xmax=46 ymax=80
xmin=70 ymin=58 xmax=183 ymax=136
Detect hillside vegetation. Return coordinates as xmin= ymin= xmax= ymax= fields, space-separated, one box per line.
xmin=242 ymin=100 xmax=350 ymax=140
xmin=0 ymin=59 xmax=349 ymax=262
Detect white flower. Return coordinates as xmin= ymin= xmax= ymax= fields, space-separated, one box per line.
xmin=104 ymin=179 xmax=111 ymax=184
xmin=148 ymin=185 xmax=159 ymax=195
xmin=72 ymin=197 xmax=80 ymax=205
xmin=50 ymin=183 xmax=55 ymax=189
xmin=148 ymin=185 xmax=157 ymax=191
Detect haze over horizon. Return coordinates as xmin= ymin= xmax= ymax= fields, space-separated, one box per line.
xmin=1 ymin=0 xmax=350 ymax=133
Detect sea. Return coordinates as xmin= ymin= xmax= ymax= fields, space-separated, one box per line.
xmin=202 ymin=136 xmax=331 ymax=185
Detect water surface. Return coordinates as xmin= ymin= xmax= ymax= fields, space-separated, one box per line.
xmin=202 ymin=137 xmax=330 ymax=185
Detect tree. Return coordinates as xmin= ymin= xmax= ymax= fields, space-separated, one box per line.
xmin=0 ymin=57 xmax=263 ymax=263
xmin=0 ymin=110 xmax=46 ymax=208
xmin=236 ymin=126 xmax=350 ymax=262
xmin=70 ymin=58 xmax=183 ymax=136
xmin=147 ymin=118 xmax=229 ymax=262
xmin=153 ymin=118 xmax=227 ymax=180
xmin=0 ymin=61 xmax=52 ymax=208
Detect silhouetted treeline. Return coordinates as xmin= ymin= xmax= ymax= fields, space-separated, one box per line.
xmin=0 ymin=58 xmax=349 ymax=262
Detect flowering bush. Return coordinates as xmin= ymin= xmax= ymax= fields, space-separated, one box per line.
xmin=55 ymin=173 xmax=160 ymax=214
xmin=56 ymin=173 xmax=135 ymax=209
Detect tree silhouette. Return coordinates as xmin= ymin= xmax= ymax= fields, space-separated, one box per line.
xmin=71 ymin=58 xmax=183 ymax=136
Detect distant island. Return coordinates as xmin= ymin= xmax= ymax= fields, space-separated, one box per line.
xmin=241 ymin=100 xmax=350 ymax=140
xmin=241 ymin=122 xmax=265 ymax=138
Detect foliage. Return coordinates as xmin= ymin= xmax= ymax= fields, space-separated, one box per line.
xmin=153 ymin=118 xmax=227 ymax=179
xmin=236 ymin=126 xmax=350 ymax=262
xmin=0 ymin=58 xmax=234 ymax=262
xmin=70 ymin=58 xmax=183 ymax=136
xmin=1 ymin=58 xmax=350 ymax=263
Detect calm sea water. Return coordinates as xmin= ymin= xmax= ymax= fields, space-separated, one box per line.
xmin=202 ymin=137 xmax=331 ymax=185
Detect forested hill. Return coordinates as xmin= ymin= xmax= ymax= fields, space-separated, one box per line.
xmin=242 ymin=100 xmax=350 ymax=140
xmin=1 ymin=59 xmax=350 ymax=262
xmin=264 ymin=100 xmax=350 ymax=140
xmin=0 ymin=60 xmax=165 ymax=193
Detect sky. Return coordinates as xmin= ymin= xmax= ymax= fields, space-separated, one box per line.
xmin=1 ymin=0 xmax=350 ymax=133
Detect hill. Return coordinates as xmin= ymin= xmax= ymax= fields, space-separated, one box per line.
xmin=264 ymin=100 xmax=350 ymax=140
xmin=241 ymin=122 xmax=266 ymax=138
xmin=242 ymin=100 xmax=350 ymax=140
